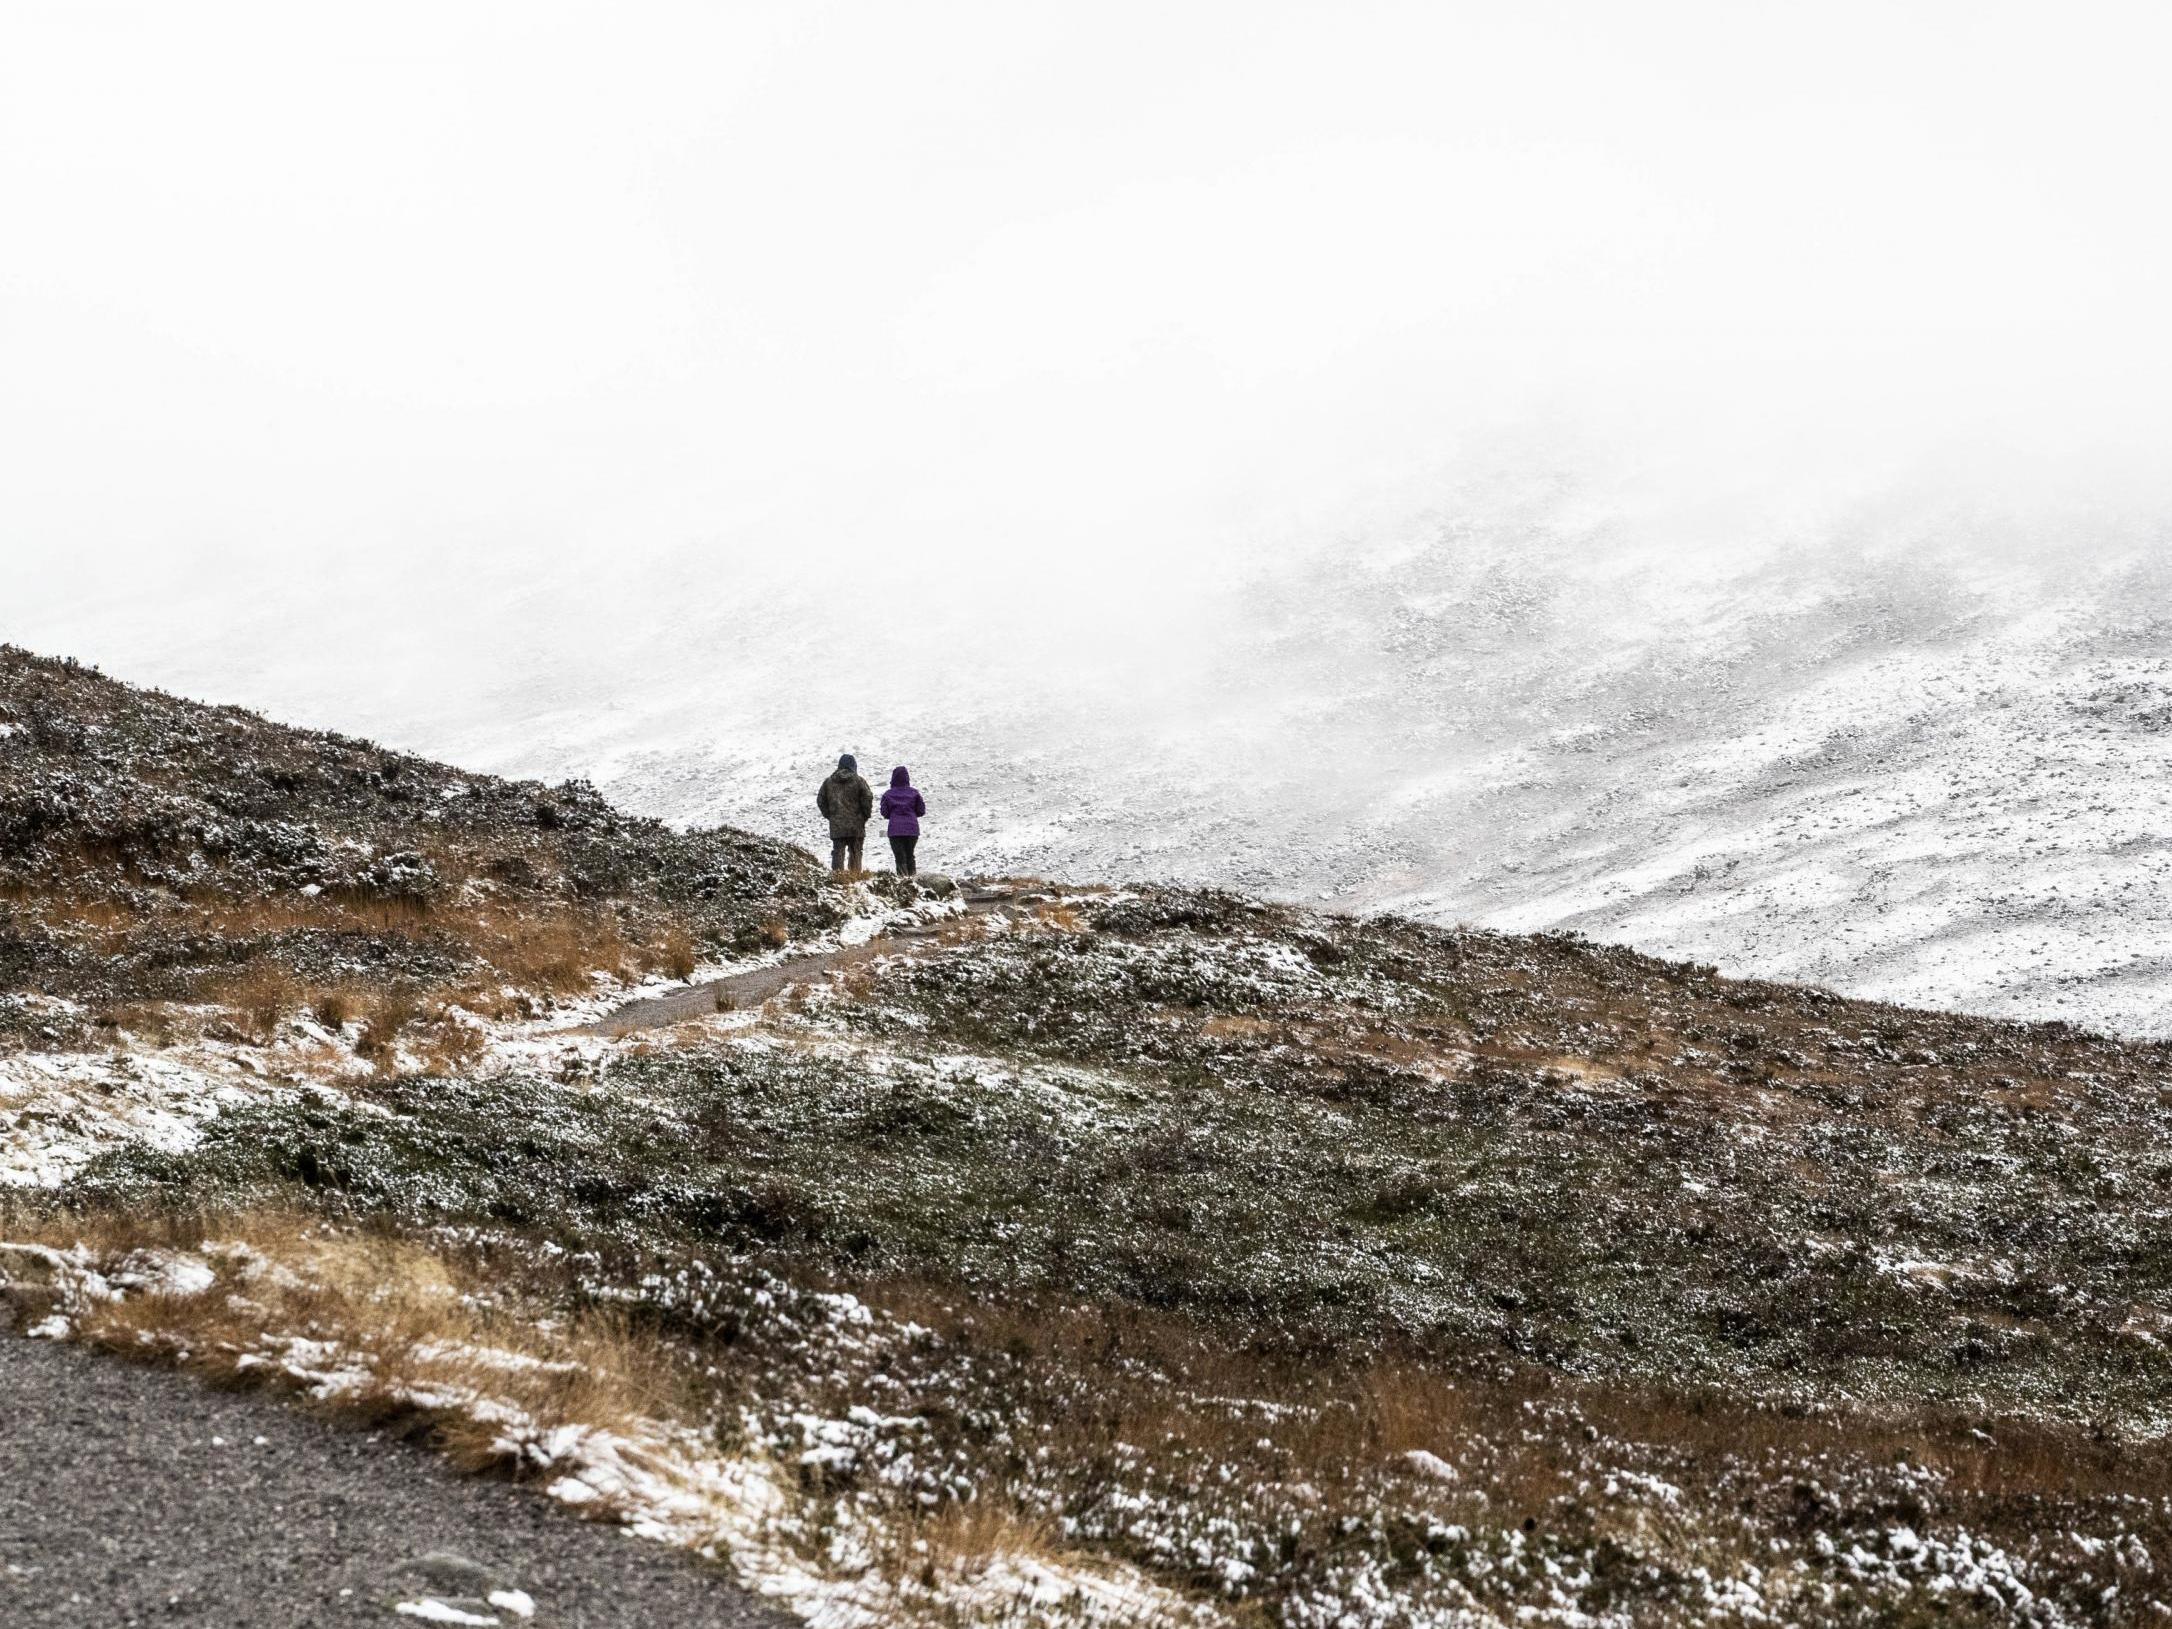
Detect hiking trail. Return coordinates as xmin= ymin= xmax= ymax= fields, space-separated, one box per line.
xmin=577 ymin=882 xmax=1022 ymax=1038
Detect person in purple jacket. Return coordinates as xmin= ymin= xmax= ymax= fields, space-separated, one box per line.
xmin=880 ymin=766 xmax=925 ymax=875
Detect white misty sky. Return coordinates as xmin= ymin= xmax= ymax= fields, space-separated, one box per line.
xmin=4 ymin=1 xmax=2171 ymax=696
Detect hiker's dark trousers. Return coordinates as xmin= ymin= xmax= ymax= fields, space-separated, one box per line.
xmin=830 ymin=830 xmax=865 ymax=872
xmin=889 ymin=835 xmax=918 ymax=875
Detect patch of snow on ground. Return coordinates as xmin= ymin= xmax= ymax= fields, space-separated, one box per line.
xmin=0 ymin=1044 xmax=288 ymax=1188
xmin=393 ymin=1601 xmax=500 ymax=1626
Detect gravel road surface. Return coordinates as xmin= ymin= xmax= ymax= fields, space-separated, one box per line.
xmin=0 ymin=1333 xmax=789 ymax=1628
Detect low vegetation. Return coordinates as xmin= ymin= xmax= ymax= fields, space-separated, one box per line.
xmin=5 ymin=651 xmax=2172 ymax=1626
xmin=0 ymin=647 xmax=841 ymax=1018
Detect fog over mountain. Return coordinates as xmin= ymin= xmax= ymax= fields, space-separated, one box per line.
xmin=9 ymin=3 xmax=2172 ymax=1031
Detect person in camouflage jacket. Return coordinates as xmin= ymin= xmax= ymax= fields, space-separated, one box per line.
xmin=815 ymin=753 xmax=873 ymax=873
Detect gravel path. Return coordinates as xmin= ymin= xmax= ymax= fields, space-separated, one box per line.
xmin=580 ymin=884 xmax=1017 ymax=1038
xmin=0 ymin=1333 xmax=790 ymax=1628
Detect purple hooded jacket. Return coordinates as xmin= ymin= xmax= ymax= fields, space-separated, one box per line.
xmin=880 ymin=767 xmax=924 ymax=837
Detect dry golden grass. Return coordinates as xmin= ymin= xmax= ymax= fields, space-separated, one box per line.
xmin=26 ymin=882 xmax=695 ymax=1012
xmin=879 ymin=1498 xmax=1071 ymax=1595
xmin=1199 ymin=1014 xmax=1278 ymax=1043
xmin=355 ymin=985 xmax=421 ymax=1063
xmin=414 ymin=1019 xmax=488 ymax=1078
xmin=204 ymin=961 xmax=303 ymax=1041
xmin=1032 ymin=902 xmax=1086 ymax=935
xmin=1351 ymin=1364 xmax=1473 ymax=1456
xmin=12 ymin=1193 xmax=2154 ymax=1624
xmin=30 ymin=894 xmax=141 ymax=953
xmin=95 ymin=1002 xmax=177 ymax=1047
xmin=22 ymin=875 xmax=729 ymax=1072
xmin=0 ymin=1207 xmax=1194 ymax=1625
xmin=929 ymin=913 xmax=992 ymax=948
xmin=856 ymin=1275 xmax=2172 ymax=1516
xmin=455 ymin=985 xmax=536 ymax=1023
xmin=658 ymin=924 xmax=698 ymax=982
xmin=1 ymin=1208 xmax=700 ymax=1467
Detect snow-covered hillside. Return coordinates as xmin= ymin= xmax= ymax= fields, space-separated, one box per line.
xmin=15 ymin=498 xmax=2172 ymax=1034
xmin=478 ymin=531 xmax=2172 ymax=1037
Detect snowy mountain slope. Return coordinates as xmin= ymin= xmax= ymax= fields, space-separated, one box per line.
xmin=14 ymin=502 xmax=2172 ymax=1034
xmin=536 ymin=535 xmax=2172 ymax=1036
xmin=1316 ymin=546 xmax=2172 ymax=1035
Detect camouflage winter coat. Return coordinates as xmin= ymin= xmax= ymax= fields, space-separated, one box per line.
xmin=816 ymin=769 xmax=873 ymax=838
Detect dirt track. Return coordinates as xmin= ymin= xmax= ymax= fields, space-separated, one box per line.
xmin=578 ymin=884 xmax=1017 ymax=1038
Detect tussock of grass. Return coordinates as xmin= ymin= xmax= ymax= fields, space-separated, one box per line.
xmin=659 ymin=924 xmax=699 ymax=982
xmin=354 ymin=985 xmax=421 ymax=1063
xmin=1032 ymin=902 xmax=1087 ymax=935
xmin=203 ymin=961 xmax=303 ymax=1043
